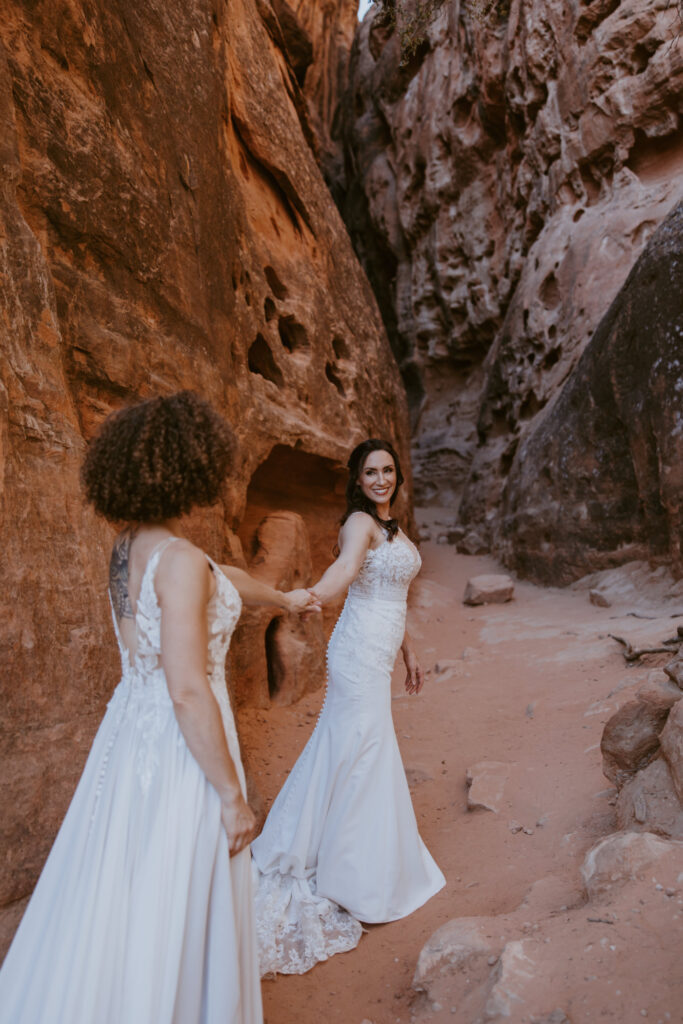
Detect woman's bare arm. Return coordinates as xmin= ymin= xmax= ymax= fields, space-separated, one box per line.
xmin=308 ymin=512 xmax=377 ymax=605
xmin=157 ymin=543 xmax=255 ymax=855
xmin=219 ymin=564 xmax=318 ymax=614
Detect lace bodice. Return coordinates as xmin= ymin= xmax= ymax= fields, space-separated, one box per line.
xmin=347 ymin=533 xmax=421 ymax=603
xmin=107 ymin=538 xmax=242 ymax=792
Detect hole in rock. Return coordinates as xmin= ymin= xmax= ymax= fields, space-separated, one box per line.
xmin=519 ymin=392 xmax=543 ymax=420
xmin=539 ymin=272 xmax=561 ymax=310
xmin=240 ymin=446 xmax=347 ymax=590
xmin=332 ymin=335 xmax=349 ymax=360
xmin=573 ymin=208 xmax=585 ymax=223
xmin=325 ymin=361 xmax=345 ymax=397
xmin=264 ymin=297 xmax=277 ymax=321
xmin=542 ymin=347 xmax=561 ymax=370
xmin=278 ymin=315 xmax=309 ymax=352
xmin=264 ymin=265 xmax=288 ymax=299
xmin=248 ymin=334 xmax=284 ymax=387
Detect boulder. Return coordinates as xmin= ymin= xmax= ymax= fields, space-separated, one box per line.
xmin=497 ymin=202 xmax=683 ymax=583
xmin=665 ymin=650 xmax=683 ymax=690
xmin=413 ymin=917 xmax=497 ymax=989
xmin=601 ymin=690 xmax=679 ymax=787
xmin=581 ymin=831 xmax=683 ymax=900
xmin=464 ymin=575 xmax=515 ymax=606
xmin=616 ymin=757 xmax=683 ymax=840
xmin=660 ymin=700 xmax=683 ymax=804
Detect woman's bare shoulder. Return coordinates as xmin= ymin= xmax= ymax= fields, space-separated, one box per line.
xmin=154 ymin=538 xmax=211 ymax=594
xmin=339 ymin=511 xmax=383 ymax=550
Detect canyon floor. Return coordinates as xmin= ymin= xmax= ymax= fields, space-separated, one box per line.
xmin=239 ymin=515 xmax=683 ymax=1024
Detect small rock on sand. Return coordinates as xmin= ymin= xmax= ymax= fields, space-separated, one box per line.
xmin=464 ymin=574 xmax=515 ymax=606
xmin=466 ymin=761 xmax=510 ymax=813
xmin=589 ymin=589 xmax=611 ymax=607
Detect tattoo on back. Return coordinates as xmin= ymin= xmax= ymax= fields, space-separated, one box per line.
xmin=109 ymin=532 xmax=135 ymax=619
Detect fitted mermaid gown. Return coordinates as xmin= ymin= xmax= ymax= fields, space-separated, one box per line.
xmin=0 ymin=538 xmax=262 ymax=1024
xmin=251 ymin=532 xmax=445 ymax=975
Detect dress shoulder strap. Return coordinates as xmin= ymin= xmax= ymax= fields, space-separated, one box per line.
xmin=137 ymin=536 xmax=182 ymax=614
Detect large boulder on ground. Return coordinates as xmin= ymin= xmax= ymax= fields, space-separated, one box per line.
xmin=601 ymin=689 xmax=680 ymax=787
xmin=616 ymin=757 xmax=683 ymax=840
xmin=497 ymin=202 xmax=683 ymax=583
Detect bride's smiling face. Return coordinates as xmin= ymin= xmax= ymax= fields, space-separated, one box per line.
xmin=358 ymin=450 xmax=396 ymax=506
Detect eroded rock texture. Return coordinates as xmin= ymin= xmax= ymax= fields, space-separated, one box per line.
xmin=0 ymin=0 xmax=409 ymax=909
xmin=602 ymin=651 xmax=683 ymax=839
xmin=499 ymin=202 xmax=683 ymax=582
xmin=341 ymin=0 xmax=683 ymax=520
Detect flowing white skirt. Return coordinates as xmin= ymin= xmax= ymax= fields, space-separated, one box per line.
xmin=252 ymin=593 xmax=445 ymax=975
xmin=0 ymin=678 xmax=262 ymax=1024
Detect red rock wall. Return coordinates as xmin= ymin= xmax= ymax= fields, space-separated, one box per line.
xmin=340 ymin=0 xmax=683 ymax=529
xmin=0 ymin=0 xmax=410 ymax=910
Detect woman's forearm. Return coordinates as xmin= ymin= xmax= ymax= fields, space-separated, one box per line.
xmin=310 ymin=561 xmax=357 ymax=604
xmin=172 ymin=683 xmax=244 ymax=804
xmin=220 ymin=566 xmax=289 ymax=609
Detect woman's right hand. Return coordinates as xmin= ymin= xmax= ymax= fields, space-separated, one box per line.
xmin=220 ymin=794 xmax=257 ymax=857
xmin=284 ymin=588 xmax=321 ymax=615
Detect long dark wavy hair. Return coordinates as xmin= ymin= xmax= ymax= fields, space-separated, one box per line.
xmin=340 ymin=438 xmax=404 ymax=541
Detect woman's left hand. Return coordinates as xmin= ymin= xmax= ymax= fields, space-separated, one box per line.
xmin=284 ymin=588 xmax=322 ymax=615
xmin=402 ymin=646 xmax=424 ymax=695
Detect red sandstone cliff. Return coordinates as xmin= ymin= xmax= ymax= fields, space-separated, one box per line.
xmin=0 ymin=0 xmax=409 ymax=910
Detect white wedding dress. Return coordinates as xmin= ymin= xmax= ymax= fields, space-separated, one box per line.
xmin=251 ymin=531 xmax=445 ymax=975
xmin=0 ymin=538 xmax=262 ymax=1024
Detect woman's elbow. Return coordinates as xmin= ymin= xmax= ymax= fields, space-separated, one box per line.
xmin=167 ymin=676 xmax=207 ymax=711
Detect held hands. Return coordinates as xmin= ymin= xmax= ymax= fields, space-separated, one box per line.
xmin=402 ymin=645 xmax=425 ymax=695
xmin=284 ymin=588 xmax=322 ymax=616
xmin=221 ymin=793 xmax=257 ymax=857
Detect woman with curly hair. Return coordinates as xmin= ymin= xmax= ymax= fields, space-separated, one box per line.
xmin=0 ymin=391 xmax=315 ymax=1024
xmin=252 ymin=439 xmax=445 ymax=975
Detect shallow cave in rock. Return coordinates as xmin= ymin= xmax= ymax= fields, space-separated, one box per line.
xmin=239 ymin=444 xmax=347 ymax=581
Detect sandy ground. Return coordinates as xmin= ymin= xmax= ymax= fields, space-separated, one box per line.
xmin=238 ymin=535 xmax=683 ymax=1024
xmin=2 ymin=531 xmax=682 ymax=1020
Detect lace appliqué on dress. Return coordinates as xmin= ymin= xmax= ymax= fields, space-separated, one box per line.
xmin=252 ymin=864 xmax=363 ymax=976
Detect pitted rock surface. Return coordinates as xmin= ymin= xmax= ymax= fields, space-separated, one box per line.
xmin=0 ymin=0 xmax=409 ymax=909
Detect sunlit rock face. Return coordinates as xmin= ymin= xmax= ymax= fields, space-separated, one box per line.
xmin=341 ymin=0 xmax=683 ymax=520
xmin=0 ymin=0 xmax=409 ymax=908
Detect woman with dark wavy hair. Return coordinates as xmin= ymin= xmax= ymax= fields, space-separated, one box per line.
xmin=252 ymin=438 xmax=445 ymax=975
xmin=0 ymin=391 xmax=316 ymax=1024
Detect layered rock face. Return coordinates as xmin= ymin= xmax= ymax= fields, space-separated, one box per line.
xmin=341 ymin=0 xmax=683 ymax=531
xmin=0 ymin=0 xmax=409 ymax=909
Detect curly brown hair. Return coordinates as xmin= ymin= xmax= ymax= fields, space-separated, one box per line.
xmin=81 ymin=391 xmax=235 ymax=523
